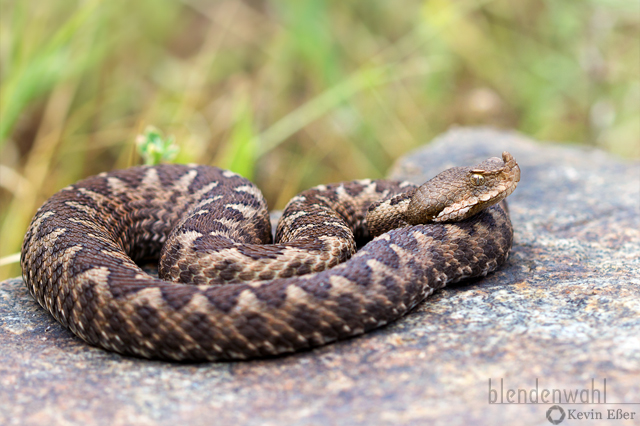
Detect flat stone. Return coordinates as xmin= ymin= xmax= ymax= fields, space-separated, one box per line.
xmin=1 ymin=127 xmax=638 ymax=425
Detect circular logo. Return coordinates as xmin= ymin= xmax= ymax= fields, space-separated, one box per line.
xmin=546 ymin=405 xmax=566 ymax=424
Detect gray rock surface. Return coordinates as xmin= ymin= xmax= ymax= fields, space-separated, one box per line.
xmin=2 ymin=127 xmax=639 ymax=425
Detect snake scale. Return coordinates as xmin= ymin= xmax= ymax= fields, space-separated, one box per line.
xmin=21 ymin=152 xmax=520 ymax=361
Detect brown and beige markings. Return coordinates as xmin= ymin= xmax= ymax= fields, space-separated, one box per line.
xmin=21 ymin=152 xmax=520 ymax=361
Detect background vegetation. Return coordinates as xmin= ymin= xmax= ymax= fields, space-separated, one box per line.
xmin=1 ymin=0 xmax=638 ymax=279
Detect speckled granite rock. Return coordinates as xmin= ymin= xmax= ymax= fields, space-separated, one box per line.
xmin=2 ymin=128 xmax=639 ymax=426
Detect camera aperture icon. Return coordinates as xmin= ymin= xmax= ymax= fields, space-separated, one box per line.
xmin=546 ymin=405 xmax=566 ymax=424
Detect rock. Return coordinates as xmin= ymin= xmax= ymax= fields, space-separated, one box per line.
xmin=1 ymin=127 xmax=638 ymax=426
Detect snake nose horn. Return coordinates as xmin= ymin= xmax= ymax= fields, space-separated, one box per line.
xmin=501 ymin=151 xmax=520 ymax=183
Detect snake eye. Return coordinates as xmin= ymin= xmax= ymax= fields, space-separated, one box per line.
xmin=470 ymin=173 xmax=485 ymax=186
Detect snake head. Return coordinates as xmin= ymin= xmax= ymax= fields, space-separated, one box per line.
xmin=405 ymin=151 xmax=520 ymax=224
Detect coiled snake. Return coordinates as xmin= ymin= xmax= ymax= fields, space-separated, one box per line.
xmin=21 ymin=152 xmax=520 ymax=361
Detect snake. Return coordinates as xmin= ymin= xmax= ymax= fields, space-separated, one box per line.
xmin=20 ymin=152 xmax=520 ymax=361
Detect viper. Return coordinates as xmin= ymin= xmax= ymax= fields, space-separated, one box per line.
xmin=21 ymin=152 xmax=520 ymax=361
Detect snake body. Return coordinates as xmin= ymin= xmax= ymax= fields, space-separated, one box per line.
xmin=21 ymin=152 xmax=520 ymax=361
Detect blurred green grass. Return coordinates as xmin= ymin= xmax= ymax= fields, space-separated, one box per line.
xmin=1 ymin=0 xmax=638 ymax=279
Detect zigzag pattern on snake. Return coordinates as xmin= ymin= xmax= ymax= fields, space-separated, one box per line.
xmin=21 ymin=152 xmax=520 ymax=361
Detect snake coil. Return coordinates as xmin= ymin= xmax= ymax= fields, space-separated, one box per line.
xmin=21 ymin=152 xmax=520 ymax=361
